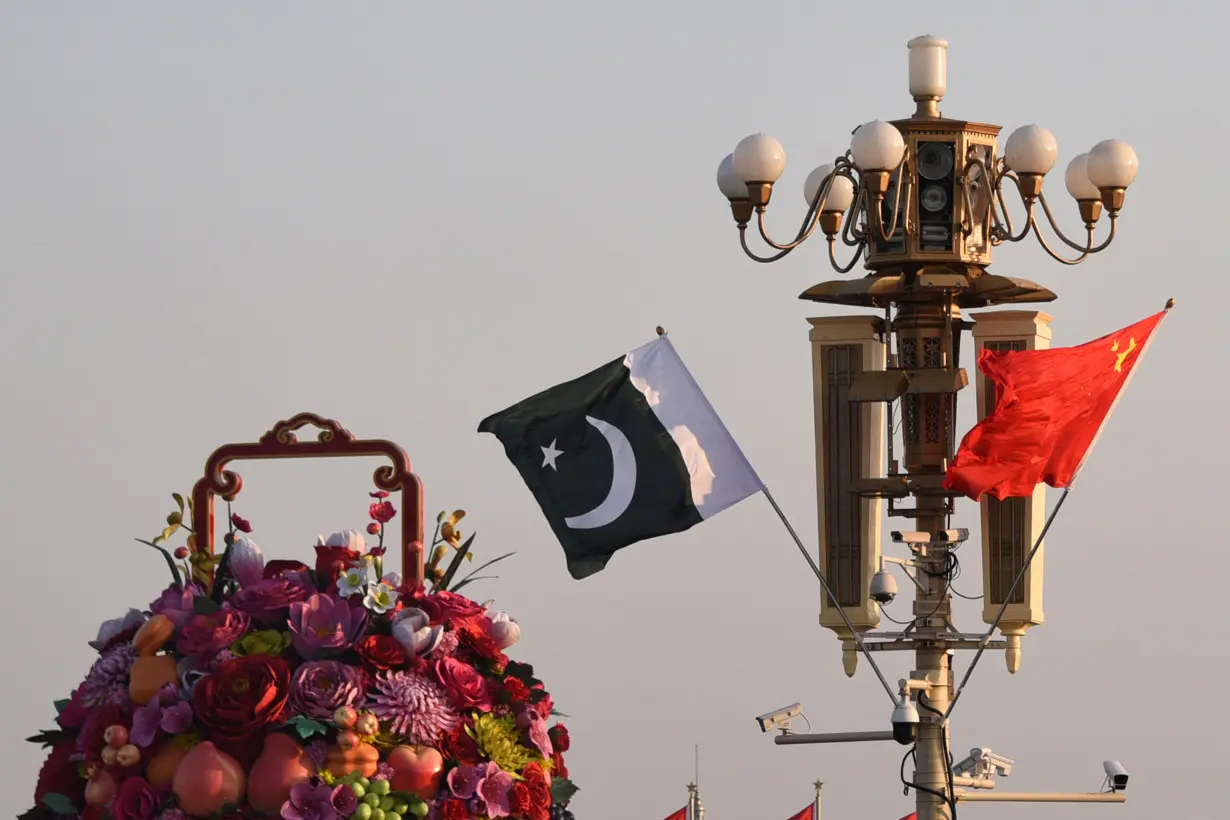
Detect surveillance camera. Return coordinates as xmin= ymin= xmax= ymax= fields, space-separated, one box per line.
xmin=954 ymin=748 xmax=1014 ymax=780
xmin=1103 ymin=760 xmax=1129 ymax=792
xmin=890 ymin=698 xmax=919 ymax=745
xmin=870 ymin=569 xmax=898 ymax=604
xmin=755 ymin=703 xmax=802 ymax=734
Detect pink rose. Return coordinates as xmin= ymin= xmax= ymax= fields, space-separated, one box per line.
xmin=112 ymin=777 xmax=161 ymax=820
xmin=413 ymin=590 xmax=486 ymax=624
xmin=232 ymin=576 xmax=313 ymax=622
xmin=434 ymin=657 xmax=493 ymax=711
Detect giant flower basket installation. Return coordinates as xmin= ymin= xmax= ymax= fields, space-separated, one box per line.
xmin=25 ymin=414 xmax=578 ymax=820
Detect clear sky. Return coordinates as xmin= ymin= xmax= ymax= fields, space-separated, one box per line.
xmin=2 ymin=3 xmax=1226 ymax=820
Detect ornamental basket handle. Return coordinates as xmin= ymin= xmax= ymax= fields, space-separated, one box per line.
xmin=189 ymin=413 xmax=425 ymax=586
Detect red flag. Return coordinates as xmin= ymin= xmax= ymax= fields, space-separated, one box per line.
xmin=898 ymin=814 xmax=917 ymax=820
xmin=943 ymin=310 xmax=1165 ymax=501
xmin=785 ymin=805 xmax=814 ymax=820
xmin=663 ymin=808 xmax=687 ymax=820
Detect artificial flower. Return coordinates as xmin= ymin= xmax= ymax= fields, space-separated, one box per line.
xmin=231 ymin=629 xmax=293 ymax=657
xmin=89 ymin=609 xmax=148 ymax=652
xmin=229 ymin=535 xmax=265 ymax=587
xmin=476 ymin=762 xmax=515 ymax=818
xmin=441 ymin=720 xmax=482 ymax=766
xmin=263 ymin=559 xmax=311 ymax=579
xmin=367 ymin=670 xmax=459 ymax=743
xmin=548 ymin=724 xmax=570 ymax=752
xmin=414 ymin=589 xmax=486 ymax=624
xmin=177 ymin=606 xmax=252 ymax=658
xmin=439 ymin=799 xmax=468 ymax=820
xmin=391 ymin=607 xmax=444 ymax=658
xmin=78 ymin=702 xmax=130 ymax=762
xmin=521 ymin=762 xmax=553 ymax=820
xmin=230 ymin=513 xmax=253 ymax=533
xmin=366 ymin=523 xmax=381 ymax=535
xmin=33 ymin=741 xmax=84 ymax=809
xmin=335 ymin=564 xmax=370 ymax=598
xmin=192 ymin=654 xmax=291 ymax=763
xmin=149 ymin=584 xmax=204 ymax=629
xmin=287 ymin=593 xmax=367 ymax=659
xmin=354 ymin=634 xmax=408 ymax=672
xmin=362 ymin=582 xmax=399 ymax=614
xmin=501 ymin=677 xmax=531 ymax=703
xmin=434 ymin=657 xmax=493 ymax=712
xmin=281 ymin=778 xmax=354 ymax=820
xmin=485 ymin=610 xmax=521 ymax=650
xmin=509 ymin=783 xmax=532 ymax=817
xmin=515 ymin=703 xmax=553 ymax=759
xmin=369 ymin=501 xmax=397 ymax=524
xmin=470 ymin=714 xmax=534 ymax=773
xmin=370 ymin=490 xmax=390 ymax=499
xmin=290 ymin=660 xmax=367 ymax=720
xmin=233 ymin=575 xmax=313 ymax=622
xmin=131 ymin=684 xmax=193 ymax=747
xmin=78 ymin=643 xmax=137 ymax=706
xmin=111 ymin=776 xmax=161 ymax=820
xmin=314 ymin=532 xmax=364 ymax=593
xmin=440 ymin=510 xmax=466 ymax=547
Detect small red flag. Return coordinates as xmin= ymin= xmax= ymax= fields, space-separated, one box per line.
xmin=943 ymin=310 xmax=1165 ymax=501
xmin=662 ymin=808 xmax=687 ymax=820
xmin=785 ymin=805 xmax=814 ymax=820
xmin=898 ymin=814 xmax=917 ymax=820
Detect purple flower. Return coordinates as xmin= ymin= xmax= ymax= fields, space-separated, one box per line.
xmin=477 ymin=763 xmax=514 ymax=818
xmin=287 ymin=594 xmax=367 ymax=659
xmin=515 ymin=702 xmax=553 ymax=759
xmin=447 ymin=765 xmax=483 ymax=799
xmin=305 ymin=740 xmax=328 ymax=771
xmin=233 ymin=576 xmax=314 ymax=623
xmin=149 ymin=584 xmax=204 ymax=629
xmin=79 ymin=643 xmax=137 ymax=706
xmin=290 ymin=661 xmax=367 ymax=720
xmin=367 ymin=670 xmax=459 ymax=743
xmin=282 ymin=778 xmax=354 ymax=820
xmin=90 ymin=610 xmax=148 ymax=652
xmin=131 ymin=684 xmax=192 ymax=747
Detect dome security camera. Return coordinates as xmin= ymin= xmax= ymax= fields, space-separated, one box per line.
xmin=891 ymin=698 xmax=919 ymax=745
xmin=870 ymin=568 xmax=898 ymax=605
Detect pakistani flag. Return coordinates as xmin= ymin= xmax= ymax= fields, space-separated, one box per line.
xmin=478 ymin=336 xmax=764 ymax=579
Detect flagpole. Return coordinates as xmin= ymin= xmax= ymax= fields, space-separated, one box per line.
xmin=814 ymin=780 xmax=823 ymax=820
xmin=946 ymin=297 xmax=1174 ymax=718
xmin=761 ymin=487 xmax=901 ymax=706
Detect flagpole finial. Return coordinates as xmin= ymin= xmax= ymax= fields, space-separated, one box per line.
xmin=1165 ymin=297 xmax=1176 ymax=310
xmin=813 ymin=780 xmax=823 ymax=792
xmin=656 ymin=326 xmax=667 ymax=337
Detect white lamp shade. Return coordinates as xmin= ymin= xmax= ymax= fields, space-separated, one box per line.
xmin=716 ymin=153 xmax=747 ymax=200
xmin=1064 ymin=153 xmax=1101 ymax=200
xmin=803 ymin=164 xmax=855 ymax=212
xmin=1004 ymin=125 xmax=1058 ymax=175
xmin=732 ymin=133 xmax=786 ymax=184
xmin=850 ymin=121 xmax=906 ymax=172
xmin=907 ymin=35 xmax=948 ymax=99
xmin=1086 ymin=139 xmax=1139 ymax=189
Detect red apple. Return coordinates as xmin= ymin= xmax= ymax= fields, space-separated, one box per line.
xmin=387 ymin=745 xmax=445 ymax=799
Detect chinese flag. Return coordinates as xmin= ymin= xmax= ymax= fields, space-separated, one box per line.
xmin=785 ymin=805 xmax=814 ymax=820
xmin=943 ymin=310 xmax=1165 ymax=501
xmin=663 ymin=808 xmax=687 ymax=820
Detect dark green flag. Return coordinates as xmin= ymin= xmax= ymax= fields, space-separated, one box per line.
xmin=478 ymin=337 xmax=762 ymax=579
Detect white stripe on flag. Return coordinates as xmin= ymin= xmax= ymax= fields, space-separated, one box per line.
xmin=623 ymin=336 xmax=764 ymax=519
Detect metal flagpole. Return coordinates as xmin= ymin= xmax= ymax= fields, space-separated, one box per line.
xmin=946 ymin=298 xmax=1175 ymax=718
xmin=761 ymin=487 xmax=901 ymax=706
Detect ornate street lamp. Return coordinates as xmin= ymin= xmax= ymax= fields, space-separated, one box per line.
xmin=720 ymin=36 xmax=1138 ymax=820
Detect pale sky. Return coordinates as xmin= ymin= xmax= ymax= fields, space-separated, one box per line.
xmin=2 ymin=3 xmax=1227 ymax=820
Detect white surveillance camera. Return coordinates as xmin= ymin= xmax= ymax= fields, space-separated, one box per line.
xmin=755 ymin=703 xmax=802 ymax=734
xmin=954 ymin=748 xmax=1014 ymax=780
xmin=870 ymin=569 xmax=898 ymax=604
xmin=890 ymin=698 xmax=919 ymax=745
xmin=1103 ymin=760 xmax=1129 ymax=792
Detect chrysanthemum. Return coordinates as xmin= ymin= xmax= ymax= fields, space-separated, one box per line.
xmin=368 ymin=670 xmax=459 ymax=743
xmin=429 ymin=630 xmax=461 ymax=659
xmin=78 ymin=643 xmax=137 ymax=706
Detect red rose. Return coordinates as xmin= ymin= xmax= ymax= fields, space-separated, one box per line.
xmin=523 ymin=762 xmax=552 ymax=820
xmin=434 ymin=658 xmax=493 ymax=711
xmin=415 ymin=590 xmax=486 ymax=624
xmin=369 ymin=501 xmax=397 ymax=524
xmin=551 ymin=752 xmax=569 ymax=780
xmin=440 ymin=798 xmax=468 ymax=820
xmin=440 ymin=720 xmax=481 ymax=766
xmin=355 ymin=635 xmax=408 ymax=672
xmin=548 ymin=724 xmax=570 ymax=753
xmin=263 ymin=559 xmax=310 ymax=580
xmin=192 ymin=655 xmax=290 ymax=765
xmin=177 ymin=606 xmax=251 ymax=657
xmin=314 ymin=546 xmax=360 ymax=593
xmin=502 ymin=677 xmax=531 ymax=703
xmin=34 ymin=741 xmax=85 ymax=808
xmin=111 ymin=777 xmax=160 ymax=820
xmin=509 ymin=782 xmax=532 ymax=816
